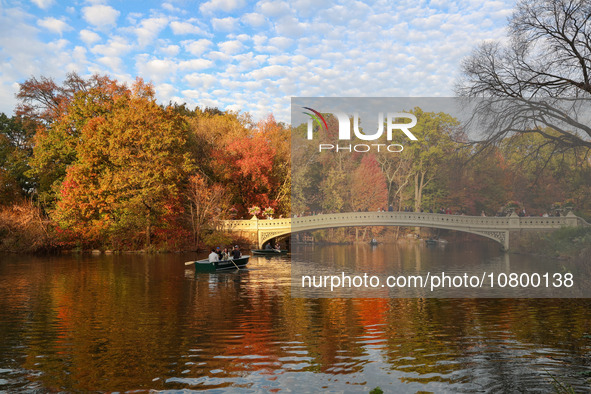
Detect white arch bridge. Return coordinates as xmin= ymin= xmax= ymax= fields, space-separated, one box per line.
xmin=221 ymin=211 xmax=588 ymax=250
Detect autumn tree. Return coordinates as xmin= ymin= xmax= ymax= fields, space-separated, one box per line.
xmin=186 ymin=173 xmax=229 ymax=248
xmin=47 ymin=78 xmax=192 ymax=248
xmin=257 ymin=115 xmax=291 ymax=216
xmin=402 ymin=108 xmax=459 ymax=211
xmin=16 ymin=72 xmax=122 ymax=125
xmin=375 ymin=148 xmax=412 ymax=209
xmin=290 ymin=120 xmax=324 ymax=215
xmin=438 ymin=147 xmax=512 ymax=215
xmin=0 ymin=114 xmax=35 ymax=203
xmin=26 ymin=75 xmax=129 ymax=205
xmin=350 ymin=154 xmax=388 ymax=211
xmin=186 ymin=110 xmax=289 ymax=218
xmin=501 ymin=132 xmax=591 ymax=215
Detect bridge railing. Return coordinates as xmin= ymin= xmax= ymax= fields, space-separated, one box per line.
xmin=222 ymin=211 xmax=587 ymax=232
xmin=292 ymin=212 xmax=515 ymax=228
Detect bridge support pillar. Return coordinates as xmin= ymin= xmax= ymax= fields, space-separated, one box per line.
xmin=566 ymin=211 xmax=578 ymax=227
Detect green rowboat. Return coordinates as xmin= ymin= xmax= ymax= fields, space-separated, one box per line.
xmin=193 ymin=256 xmax=250 ymax=272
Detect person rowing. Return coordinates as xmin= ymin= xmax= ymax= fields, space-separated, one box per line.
xmin=231 ymin=245 xmax=242 ymax=259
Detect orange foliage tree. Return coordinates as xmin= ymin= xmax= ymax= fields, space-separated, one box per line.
xmin=39 ymin=78 xmax=192 ymax=248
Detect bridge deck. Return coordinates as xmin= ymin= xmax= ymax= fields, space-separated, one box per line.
xmin=222 ymin=212 xmax=587 ymax=250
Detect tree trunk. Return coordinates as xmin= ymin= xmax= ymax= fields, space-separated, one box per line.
xmin=189 ymin=203 xmax=197 ymax=247
xmin=414 ymin=170 xmax=426 ymax=212
xmin=414 ymin=172 xmax=419 ymax=211
xmin=146 ymin=218 xmax=151 ymax=248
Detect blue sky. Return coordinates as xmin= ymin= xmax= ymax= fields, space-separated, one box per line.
xmin=0 ymin=0 xmax=514 ymax=122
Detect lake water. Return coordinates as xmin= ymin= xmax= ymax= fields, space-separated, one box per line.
xmin=1 ymin=242 xmax=590 ymax=392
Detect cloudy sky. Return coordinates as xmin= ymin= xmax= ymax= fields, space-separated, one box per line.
xmin=0 ymin=0 xmax=514 ymax=122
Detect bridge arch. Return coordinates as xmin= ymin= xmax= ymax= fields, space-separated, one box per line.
xmin=222 ymin=211 xmax=586 ymax=250
xmin=269 ymin=216 xmax=508 ymax=249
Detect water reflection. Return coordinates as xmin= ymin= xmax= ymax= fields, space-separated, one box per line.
xmin=0 ymin=246 xmax=590 ymax=392
xmin=292 ymin=242 xmax=590 ymax=297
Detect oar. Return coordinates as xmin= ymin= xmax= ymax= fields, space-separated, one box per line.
xmin=185 ymin=261 xmax=195 ymax=265
xmin=229 ymin=258 xmax=240 ymax=270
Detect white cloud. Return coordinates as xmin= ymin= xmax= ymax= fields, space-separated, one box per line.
xmin=275 ymin=16 xmax=308 ymax=36
xmin=206 ymin=51 xmax=233 ymax=62
xmin=200 ymin=0 xmax=245 ymax=14
xmin=31 ymin=0 xmax=54 ymax=9
xmin=162 ymin=3 xmax=183 ymax=13
xmin=218 ymin=40 xmax=244 ymax=55
xmin=72 ymin=46 xmax=87 ymax=63
xmin=234 ymin=34 xmax=251 ymax=42
xmin=37 ymin=17 xmax=71 ymax=35
xmin=160 ymin=44 xmax=180 ymax=56
xmin=178 ymin=59 xmax=214 ymax=70
xmin=170 ymin=21 xmax=207 ymax=35
xmin=268 ymin=37 xmax=293 ymax=50
xmin=155 ymin=83 xmax=176 ymax=101
xmin=134 ymin=17 xmax=168 ymax=47
xmin=211 ymin=17 xmax=238 ymax=32
xmin=252 ymin=34 xmax=267 ymax=47
xmin=127 ymin=12 xmax=143 ymax=25
xmin=182 ymin=39 xmax=213 ymax=56
xmin=91 ymin=36 xmax=133 ymax=58
xmin=0 ymin=0 xmax=519 ymax=123
xmin=257 ymin=0 xmax=291 ymax=17
xmin=224 ymin=52 xmax=266 ymax=72
xmin=241 ymin=12 xmax=266 ymax=27
xmin=248 ymin=65 xmax=288 ymax=80
xmin=79 ymin=29 xmax=101 ymax=45
xmin=199 ymin=98 xmax=222 ymax=108
xmin=82 ymin=5 xmax=120 ymax=29
xmin=181 ymin=89 xmax=204 ymax=99
xmin=136 ymin=56 xmax=176 ymax=82
xmin=184 ymin=73 xmax=217 ymax=89
xmin=97 ymin=56 xmax=123 ymax=71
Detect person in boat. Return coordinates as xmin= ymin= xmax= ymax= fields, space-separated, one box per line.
xmin=221 ymin=247 xmax=230 ymax=260
xmin=265 ymin=243 xmax=272 ymax=250
xmin=215 ymin=246 xmax=223 ymax=260
xmin=231 ymin=245 xmax=241 ymax=259
xmin=209 ymin=248 xmax=220 ymax=262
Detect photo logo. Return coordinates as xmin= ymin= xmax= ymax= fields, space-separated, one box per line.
xmin=303 ymin=107 xmax=328 ymax=139
xmin=304 ymin=108 xmax=418 ymax=141
xmin=303 ymin=107 xmax=418 ymax=153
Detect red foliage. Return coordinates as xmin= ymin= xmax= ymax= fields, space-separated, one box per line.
xmin=212 ymin=131 xmax=276 ymax=214
xmin=351 ymin=154 xmax=388 ymax=211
